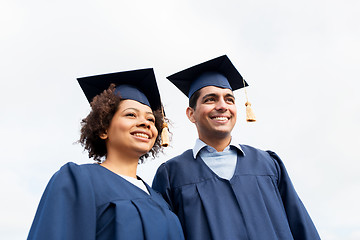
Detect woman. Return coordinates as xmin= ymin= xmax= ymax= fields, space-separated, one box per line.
xmin=28 ymin=69 xmax=184 ymax=240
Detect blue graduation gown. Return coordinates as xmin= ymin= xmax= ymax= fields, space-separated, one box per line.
xmin=28 ymin=162 xmax=184 ymax=240
xmin=152 ymin=145 xmax=320 ymax=240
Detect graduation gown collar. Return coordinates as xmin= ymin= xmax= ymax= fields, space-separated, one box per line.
xmin=192 ymin=137 xmax=244 ymax=159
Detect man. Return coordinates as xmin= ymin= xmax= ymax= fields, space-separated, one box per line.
xmin=152 ymin=55 xmax=320 ymax=239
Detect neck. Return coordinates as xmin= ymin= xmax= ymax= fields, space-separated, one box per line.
xmin=101 ymin=150 xmax=139 ymax=178
xmin=199 ymin=134 xmax=231 ymax=152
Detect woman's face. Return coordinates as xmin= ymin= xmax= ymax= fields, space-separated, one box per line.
xmin=105 ymin=99 xmax=158 ymax=158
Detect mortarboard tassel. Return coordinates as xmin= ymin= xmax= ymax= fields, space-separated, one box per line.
xmin=161 ymin=122 xmax=170 ymax=147
xmin=245 ymin=101 xmax=256 ymax=122
xmin=160 ymin=106 xmax=170 ymax=147
xmin=243 ymin=78 xmax=256 ymax=122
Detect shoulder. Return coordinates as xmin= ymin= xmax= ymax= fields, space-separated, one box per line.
xmin=239 ymin=145 xmax=283 ymax=176
xmin=33 ymin=162 xmax=97 ymax=210
xmin=166 ymin=149 xmax=193 ymax=164
xmin=241 ymin=144 xmax=270 ymax=156
xmin=161 ymin=149 xmax=197 ymax=173
xmin=157 ymin=150 xmax=193 ymax=172
xmin=55 ymin=162 xmax=93 ymax=178
xmin=241 ymin=144 xmax=280 ymax=162
xmin=49 ymin=162 xmax=95 ymax=190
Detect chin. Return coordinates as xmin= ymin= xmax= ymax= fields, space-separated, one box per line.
xmin=212 ymin=126 xmax=232 ymax=133
xmin=133 ymin=145 xmax=153 ymax=157
xmin=211 ymin=129 xmax=232 ymax=137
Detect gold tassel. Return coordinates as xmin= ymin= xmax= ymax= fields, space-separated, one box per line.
xmin=160 ymin=122 xmax=170 ymax=147
xmin=160 ymin=105 xmax=170 ymax=147
xmin=243 ymin=78 xmax=256 ymax=122
xmin=245 ymin=101 xmax=256 ymax=122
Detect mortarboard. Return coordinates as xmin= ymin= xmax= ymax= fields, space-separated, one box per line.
xmin=167 ymin=55 xmax=256 ymax=122
xmin=77 ymin=68 xmax=161 ymax=111
xmin=166 ymin=55 xmax=248 ymax=98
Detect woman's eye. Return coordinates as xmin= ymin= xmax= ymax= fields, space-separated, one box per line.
xmin=147 ymin=115 xmax=156 ymax=122
xmin=126 ymin=113 xmax=136 ymax=117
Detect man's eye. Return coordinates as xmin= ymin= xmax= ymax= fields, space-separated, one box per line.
xmin=226 ymin=98 xmax=235 ymax=103
xmin=204 ymin=98 xmax=215 ymax=103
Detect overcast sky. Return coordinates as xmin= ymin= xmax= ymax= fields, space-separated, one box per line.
xmin=1 ymin=0 xmax=359 ymax=239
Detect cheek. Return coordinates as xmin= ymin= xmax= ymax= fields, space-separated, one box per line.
xmin=230 ymin=106 xmax=237 ymax=116
xmin=152 ymin=126 xmax=158 ymax=139
xmin=196 ymin=106 xmax=211 ymax=116
xmin=112 ymin=122 xmax=128 ymax=133
xmin=109 ymin=119 xmax=132 ymax=137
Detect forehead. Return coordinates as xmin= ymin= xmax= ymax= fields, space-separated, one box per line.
xmin=118 ymin=99 xmax=153 ymax=113
xmin=198 ymin=85 xmax=234 ymax=97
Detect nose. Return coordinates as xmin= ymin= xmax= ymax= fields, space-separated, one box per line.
xmin=215 ymin=98 xmax=228 ymax=112
xmin=137 ymin=117 xmax=151 ymax=129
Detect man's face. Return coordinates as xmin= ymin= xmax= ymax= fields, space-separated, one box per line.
xmin=186 ymin=86 xmax=237 ymax=142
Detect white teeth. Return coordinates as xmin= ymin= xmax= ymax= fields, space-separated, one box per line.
xmin=133 ymin=133 xmax=149 ymax=139
xmin=213 ymin=117 xmax=228 ymax=121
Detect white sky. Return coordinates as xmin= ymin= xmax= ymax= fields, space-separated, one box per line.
xmin=1 ymin=0 xmax=359 ymax=239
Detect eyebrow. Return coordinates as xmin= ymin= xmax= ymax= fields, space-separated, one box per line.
xmin=225 ymin=93 xmax=235 ymax=99
xmin=202 ymin=93 xmax=235 ymax=101
xmin=122 ymin=107 xmax=154 ymax=115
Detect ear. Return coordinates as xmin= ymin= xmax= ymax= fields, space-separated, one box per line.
xmin=186 ymin=107 xmax=196 ymax=123
xmin=99 ymin=132 xmax=108 ymax=140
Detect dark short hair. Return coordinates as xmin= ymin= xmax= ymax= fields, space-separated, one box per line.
xmin=189 ymin=90 xmax=201 ymax=110
xmin=79 ymin=84 xmax=165 ymax=163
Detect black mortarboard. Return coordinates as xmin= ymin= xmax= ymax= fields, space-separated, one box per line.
xmin=166 ymin=55 xmax=248 ymax=98
xmin=77 ymin=68 xmax=162 ymax=111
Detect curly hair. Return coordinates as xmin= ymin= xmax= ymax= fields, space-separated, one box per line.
xmin=79 ymin=84 xmax=165 ymax=163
